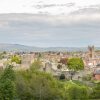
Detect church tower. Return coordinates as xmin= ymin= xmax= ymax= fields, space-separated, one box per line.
xmin=88 ymin=45 xmax=95 ymax=59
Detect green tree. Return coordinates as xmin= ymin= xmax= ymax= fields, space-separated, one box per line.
xmin=11 ymin=55 xmax=21 ymax=64
xmin=16 ymin=69 xmax=63 ymax=100
xmin=0 ymin=65 xmax=16 ymax=100
xmin=90 ymin=83 xmax=100 ymax=99
xmin=67 ymin=58 xmax=84 ymax=80
xmin=30 ymin=59 xmax=42 ymax=72
xmin=65 ymin=81 xmax=89 ymax=100
xmin=67 ymin=58 xmax=84 ymax=71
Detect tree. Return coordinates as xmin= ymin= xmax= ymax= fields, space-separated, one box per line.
xmin=65 ymin=81 xmax=89 ymax=100
xmin=67 ymin=58 xmax=84 ymax=80
xmin=11 ymin=55 xmax=21 ymax=64
xmin=67 ymin=58 xmax=84 ymax=71
xmin=59 ymin=58 xmax=68 ymax=65
xmin=0 ymin=65 xmax=16 ymax=100
xmin=30 ymin=59 xmax=42 ymax=72
xmin=16 ymin=70 xmax=63 ymax=100
xmin=90 ymin=83 xmax=100 ymax=99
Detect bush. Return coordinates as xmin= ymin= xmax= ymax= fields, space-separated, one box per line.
xmin=90 ymin=83 xmax=100 ymax=99
xmin=65 ymin=81 xmax=89 ymax=100
xmin=82 ymin=74 xmax=92 ymax=81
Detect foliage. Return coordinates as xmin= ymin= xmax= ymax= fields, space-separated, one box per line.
xmin=0 ymin=52 xmax=6 ymax=59
xmin=15 ymin=70 xmax=63 ymax=100
xmin=59 ymin=58 xmax=68 ymax=65
xmin=30 ymin=59 xmax=42 ymax=71
xmin=67 ymin=58 xmax=84 ymax=80
xmin=0 ymin=65 xmax=16 ymax=100
xmin=90 ymin=82 xmax=100 ymax=99
xmin=82 ymin=74 xmax=92 ymax=81
xmin=11 ymin=55 xmax=21 ymax=64
xmin=0 ymin=61 xmax=99 ymax=100
xmin=65 ymin=81 xmax=89 ymax=100
xmin=67 ymin=58 xmax=84 ymax=71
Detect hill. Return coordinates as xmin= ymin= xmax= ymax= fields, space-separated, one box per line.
xmin=0 ymin=43 xmax=99 ymax=52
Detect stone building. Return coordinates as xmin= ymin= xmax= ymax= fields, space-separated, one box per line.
xmin=93 ymin=64 xmax=100 ymax=80
xmin=84 ymin=46 xmax=100 ymax=69
xmin=21 ymin=54 xmax=35 ymax=68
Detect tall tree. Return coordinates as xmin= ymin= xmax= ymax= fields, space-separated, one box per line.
xmin=0 ymin=65 xmax=16 ymax=100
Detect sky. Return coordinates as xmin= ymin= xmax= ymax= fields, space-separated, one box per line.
xmin=0 ymin=0 xmax=100 ymax=47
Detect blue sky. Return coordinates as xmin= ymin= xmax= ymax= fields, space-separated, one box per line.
xmin=0 ymin=0 xmax=100 ymax=47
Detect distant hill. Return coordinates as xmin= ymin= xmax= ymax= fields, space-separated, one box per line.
xmin=0 ymin=43 xmax=37 ymax=52
xmin=0 ymin=43 xmax=100 ymax=52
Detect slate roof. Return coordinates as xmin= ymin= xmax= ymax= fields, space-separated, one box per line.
xmin=94 ymin=69 xmax=100 ymax=75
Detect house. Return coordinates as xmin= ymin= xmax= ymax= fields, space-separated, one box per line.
xmin=93 ymin=64 xmax=100 ymax=80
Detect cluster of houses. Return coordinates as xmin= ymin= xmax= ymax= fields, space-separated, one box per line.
xmin=0 ymin=46 xmax=100 ymax=80
xmin=83 ymin=46 xmax=100 ymax=80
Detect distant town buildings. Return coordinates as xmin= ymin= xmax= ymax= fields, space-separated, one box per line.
xmin=0 ymin=45 xmax=100 ymax=80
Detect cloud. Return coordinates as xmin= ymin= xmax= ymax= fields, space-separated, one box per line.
xmin=0 ymin=13 xmax=100 ymax=47
xmin=0 ymin=0 xmax=100 ymax=46
xmin=0 ymin=21 xmax=9 ymax=28
xmin=70 ymin=5 xmax=100 ymax=15
xmin=1 ymin=12 xmax=100 ymax=27
xmin=0 ymin=0 xmax=100 ymax=15
xmin=32 ymin=2 xmax=75 ymax=9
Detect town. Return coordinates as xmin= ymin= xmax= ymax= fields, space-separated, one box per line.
xmin=0 ymin=45 xmax=100 ymax=81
